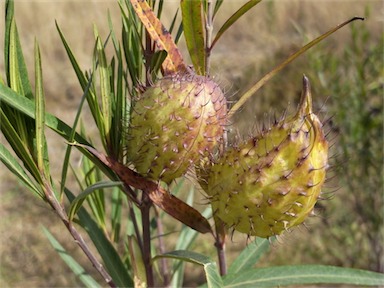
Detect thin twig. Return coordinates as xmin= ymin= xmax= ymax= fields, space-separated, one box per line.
xmin=43 ymin=182 xmax=116 ymax=287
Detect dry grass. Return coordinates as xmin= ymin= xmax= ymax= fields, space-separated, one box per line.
xmin=1 ymin=0 xmax=383 ymax=287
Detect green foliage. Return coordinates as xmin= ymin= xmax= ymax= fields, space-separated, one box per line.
xmin=1 ymin=0 xmax=383 ymax=287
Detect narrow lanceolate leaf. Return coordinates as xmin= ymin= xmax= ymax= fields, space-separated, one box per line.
xmin=154 ymin=250 xmax=223 ymax=288
xmin=0 ymin=84 xmax=117 ymax=180
xmin=223 ymin=265 xmax=384 ymax=287
xmin=34 ymin=39 xmax=50 ymax=179
xmin=211 ymin=0 xmax=262 ymax=49
xmin=8 ymin=16 xmax=33 ymax=98
xmin=129 ymin=0 xmax=187 ymax=74
xmin=42 ymin=227 xmax=101 ymax=288
xmin=227 ymin=237 xmax=274 ymax=275
xmin=65 ymin=188 xmax=133 ymax=287
xmin=0 ymin=109 xmax=43 ymax=186
xmin=181 ymin=0 xmax=206 ymax=75
xmin=228 ymin=16 xmax=364 ymax=117
xmin=96 ymin=36 xmax=112 ymax=150
xmin=68 ymin=181 xmax=122 ymax=222
xmin=0 ymin=143 xmax=43 ymax=199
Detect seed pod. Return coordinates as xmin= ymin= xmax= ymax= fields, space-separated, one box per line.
xmin=127 ymin=73 xmax=227 ymax=184
xmin=198 ymin=76 xmax=328 ymax=238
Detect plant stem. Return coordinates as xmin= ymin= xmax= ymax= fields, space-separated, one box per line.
xmin=43 ymin=182 xmax=116 ymax=287
xmin=205 ymin=0 xmax=213 ymax=76
xmin=141 ymin=193 xmax=154 ymax=287
xmin=214 ymin=216 xmax=227 ymax=275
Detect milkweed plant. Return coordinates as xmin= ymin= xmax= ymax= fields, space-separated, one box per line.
xmin=1 ymin=0 xmax=383 ymax=287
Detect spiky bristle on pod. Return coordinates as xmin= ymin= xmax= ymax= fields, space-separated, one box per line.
xmin=127 ymin=73 xmax=227 ymax=184
xmin=198 ymin=76 xmax=328 ymax=238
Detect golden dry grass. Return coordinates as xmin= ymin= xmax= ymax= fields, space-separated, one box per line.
xmin=1 ymin=0 xmax=383 ymax=287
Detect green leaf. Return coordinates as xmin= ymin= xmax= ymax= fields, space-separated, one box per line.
xmin=211 ymin=0 xmax=261 ymax=49
xmin=227 ymin=237 xmax=274 ymax=275
xmin=0 ymin=108 xmax=43 ymax=186
xmin=7 ymin=14 xmax=33 ymax=98
xmin=65 ymin=188 xmax=133 ymax=287
xmin=181 ymin=0 xmax=206 ymax=75
xmin=95 ymin=34 xmax=112 ymax=151
xmin=154 ymin=250 xmax=223 ymax=288
xmin=42 ymin=227 xmax=101 ymax=288
xmin=0 ymin=143 xmax=43 ymax=198
xmin=68 ymin=181 xmax=122 ymax=222
xmin=171 ymin=205 xmax=212 ymax=288
xmin=110 ymin=187 xmax=124 ymax=243
xmin=34 ymin=39 xmax=50 ymax=180
xmin=223 ymin=265 xmax=384 ymax=287
xmin=228 ymin=16 xmax=365 ymax=117
xmin=0 ymin=83 xmax=116 ymax=180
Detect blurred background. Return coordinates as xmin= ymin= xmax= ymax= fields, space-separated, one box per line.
xmin=0 ymin=0 xmax=383 ymax=286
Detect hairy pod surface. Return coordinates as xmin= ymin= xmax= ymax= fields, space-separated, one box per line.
xmin=127 ymin=73 xmax=227 ymax=184
xmin=199 ymin=76 xmax=328 ymax=238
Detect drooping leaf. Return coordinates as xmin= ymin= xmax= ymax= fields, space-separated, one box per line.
xmin=42 ymin=227 xmax=101 ymax=288
xmin=74 ymin=143 xmax=212 ymax=234
xmin=68 ymin=181 xmax=122 ymax=222
xmin=154 ymin=250 xmax=223 ymax=288
xmin=181 ymin=0 xmax=206 ymax=75
xmin=222 ymin=265 xmax=384 ymax=287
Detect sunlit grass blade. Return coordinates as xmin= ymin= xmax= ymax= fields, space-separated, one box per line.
xmin=154 ymin=250 xmax=223 ymax=288
xmin=0 ymin=143 xmax=43 ymax=198
xmin=68 ymin=181 xmax=122 ymax=223
xmin=181 ymin=0 xmax=206 ymax=75
xmin=222 ymin=265 xmax=384 ymax=287
xmin=211 ymin=0 xmax=261 ymax=50
xmin=42 ymin=227 xmax=102 ymax=288
xmin=65 ymin=188 xmax=133 ymax=287
xmin=228 ymin=16 xmax=365 ymax=117
xmin=227 ymin=237 xmax=274 ymax=275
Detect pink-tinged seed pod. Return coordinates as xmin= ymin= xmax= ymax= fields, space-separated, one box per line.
xmin=198 ymin=76 xmax=328 ymax=238
xmin=127 ymin=73 xmax=227 ymax=184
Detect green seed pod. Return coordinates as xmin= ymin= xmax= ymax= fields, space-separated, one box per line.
xmin=127 ymin=73 xmax=227 ymax=184
xmin=198 ymin=76 xmax=328 ymax=238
